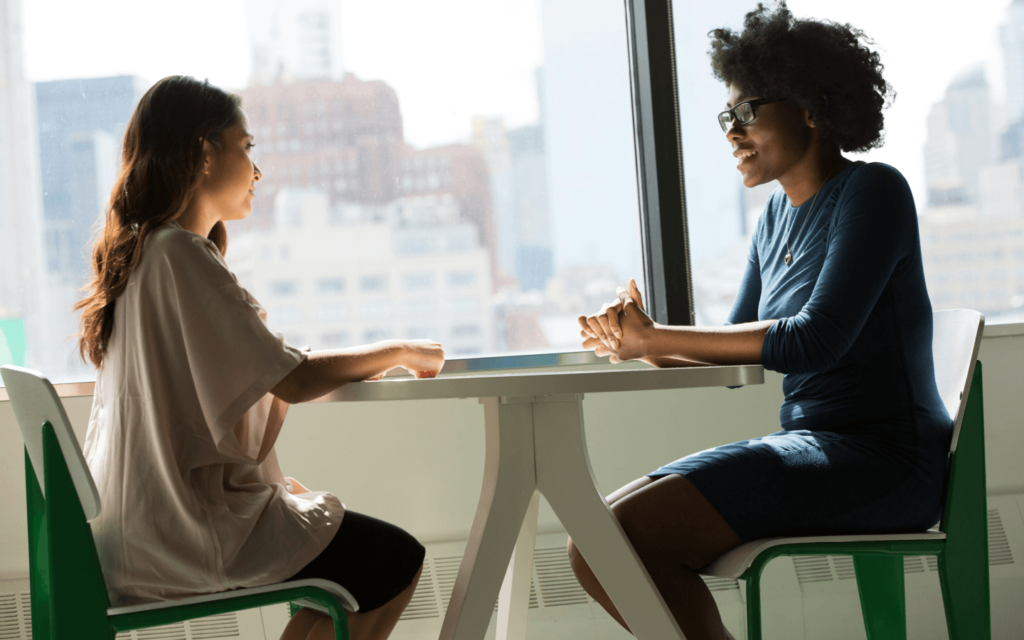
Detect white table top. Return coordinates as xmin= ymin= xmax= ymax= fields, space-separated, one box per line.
xmin=310 ymin=364 xmax=764 ymax=403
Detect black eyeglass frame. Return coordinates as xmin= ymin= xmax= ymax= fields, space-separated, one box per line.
xmin=718 ymin=98 xmax=784 ymax=132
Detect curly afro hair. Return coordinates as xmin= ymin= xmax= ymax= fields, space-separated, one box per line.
xmin=709 ymin=1 xmax=894 ymax=153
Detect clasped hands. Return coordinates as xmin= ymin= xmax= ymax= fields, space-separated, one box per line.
xmin=578 ymin=278 xmax=655 ymax=364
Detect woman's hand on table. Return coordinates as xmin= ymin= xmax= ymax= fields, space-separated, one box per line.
xmin=579 ymin=279 xmax=654 ymax=363
xmin=398 ymin=339 xmax=446 ymax=378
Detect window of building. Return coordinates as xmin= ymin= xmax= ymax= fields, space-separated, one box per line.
xmin=316 ymin=278 xmax=346 ymax=295
xmin=269 ymin=305 xmax=303 ymax=325
xmin=360 ymin=275 xmax=389 ymax=293
xmin=447 ymin=271 xmax=477 ymax=288
xmin=402 ymin=272 xmax=434 ymax=291
xmin=452 ymin=324 xmax=481 ymax=338
xmin=316 ymin=303 xmax=350 ymax=323
xmin=320 ymin=331 xmax=353 ymax=348
xmin=269 ymin=280 xmax=299 ymax=296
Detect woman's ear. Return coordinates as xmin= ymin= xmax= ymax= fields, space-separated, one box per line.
xmin=200 ymin=137 xmax=214 ymax=175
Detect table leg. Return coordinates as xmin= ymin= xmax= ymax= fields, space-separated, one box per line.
xmin=439 ymin=398 xmax=538 ymax=640
xmin=532 ymin=395 xmax=687 ymax=640
xmin=496 ymin=491 xmax=540 ymax=640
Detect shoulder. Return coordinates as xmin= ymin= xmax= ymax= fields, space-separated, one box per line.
xmin=141 ymin=224 xmax=232 ymax=287
xmin=842 ymin=162 xmax=913 ymax=201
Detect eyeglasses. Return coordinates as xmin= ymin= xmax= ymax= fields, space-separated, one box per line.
xmin=718 ymin=98 xmax=783 ymax=132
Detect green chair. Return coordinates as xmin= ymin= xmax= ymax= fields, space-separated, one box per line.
xmin=1 ymin=365 xmax=354 ymax=640
xmin=701 ymin=309 xmax=990 ymax=640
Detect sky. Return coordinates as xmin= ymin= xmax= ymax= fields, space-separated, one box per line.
xmin=21 ymin=0 xmax=544 ymax=149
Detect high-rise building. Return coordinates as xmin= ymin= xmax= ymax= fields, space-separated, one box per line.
xmin=35 ymin=75 xmax=147 ymax=287
xmin=237 ymin=76 xmax=497 ymax=276
xmin=923 ymin=66 xmax=994 ymax=206
xmin=0 ymin=0 xmax=46 ymax=368
xmin=471 ymin=116 xmax=554 ymax=290
xmin=1002 ymin=0 xmax=1024 ymax=126
xmin=245 ymin=0 xmax=344 ymax=86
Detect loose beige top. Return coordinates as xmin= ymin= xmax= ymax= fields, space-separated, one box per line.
xmin=84 ymin=222 xmax=344 ymax=606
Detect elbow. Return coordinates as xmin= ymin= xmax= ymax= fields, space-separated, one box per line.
xmin=762 ymin=321 xmax=846 ymax=375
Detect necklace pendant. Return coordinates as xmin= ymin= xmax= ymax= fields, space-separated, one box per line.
xmin=784 ymin=252 xmax=792 ymax=266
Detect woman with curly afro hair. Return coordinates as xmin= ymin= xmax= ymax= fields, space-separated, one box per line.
xmin=572 ymin=3 xmax=948 ymax=638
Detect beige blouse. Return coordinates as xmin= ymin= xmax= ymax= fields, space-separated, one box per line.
xmin=84 ymin=221 xmax=344 ymax=606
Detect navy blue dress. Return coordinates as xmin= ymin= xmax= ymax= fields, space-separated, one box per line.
xmin=649 ymin=162 xmax=953 ymax=542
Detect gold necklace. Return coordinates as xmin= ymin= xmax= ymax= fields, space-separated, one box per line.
xmin=784 ymin=158 xmax=842 ymax=266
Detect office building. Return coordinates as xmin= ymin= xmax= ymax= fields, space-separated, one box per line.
xmin=228 ymin=189 xmax=494 ymax=356
xmin=35 ymin=75 xmax=146 ymax=286
xmin=923 ymin=66 xmax=994 ymax=206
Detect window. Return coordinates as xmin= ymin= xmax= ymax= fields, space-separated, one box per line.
xmin=316 ymin=303 xmax=350 ymax=323
xmin=320 ymin=331 xmax=353 ymax=348
xmin=2 ymin=0 xmax=667 ymax=381
xmin=448 ymin=271 xmax=477 ymax=288
xmin=269 ymin=305 xmax=303 ymax=325
xmin=316 ymin=278 xmax=346 ymax=295
xmin=269 ymin=280 xmax=299 ymax=296
xmin=402 ymin=272 xmax=434 ymax=291
xmin=452 ymin=324 xmax=481 ymax=338
xmin=677 ymin=0 xmax=1024 ymax=325
xmin=359 ymin=275 xmax=389 ymax=293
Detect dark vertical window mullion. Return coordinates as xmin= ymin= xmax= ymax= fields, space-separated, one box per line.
xmin=624 ymin=0 xmax=695 ymax=326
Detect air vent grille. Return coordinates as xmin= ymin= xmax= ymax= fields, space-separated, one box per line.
xmin=0 ymin=594 xmax=20 ymax=640
xmin=189 ymin=613 xmax=239 ymax=639
xmin=702 ymin=577 xmax=740 ymax=592
xmin=534 ymin=548 xmax=589 ymax=607
xmin=400 ymin=560 xmax=440 ymax=621
xmin=136 ymin=622 xmax=186 ymax=640
xmin=433 ymin=555 xmax=463 ymax=616
xmin=989 ymin=508 xmax=1014 ymax=566
xmin=793 ymin=556 xmax=833 ymax=584
xmin=833 ymin=556 xmax=857 ymax=580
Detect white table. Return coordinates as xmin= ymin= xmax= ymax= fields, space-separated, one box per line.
xmin=315 ymin=364 xmax=764 ymax=640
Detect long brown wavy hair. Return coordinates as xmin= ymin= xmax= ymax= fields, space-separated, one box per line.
xmin=76 ymin=76 xmax=241 ymax=367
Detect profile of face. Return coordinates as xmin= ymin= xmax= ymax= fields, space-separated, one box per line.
xmin=725 ymin=84 xmax=817 ymax=189
xmin=199 ymin=110 xmax=261 ymax=222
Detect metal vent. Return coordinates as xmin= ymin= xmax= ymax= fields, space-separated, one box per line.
xmin=136 ymin=622 xmax=186 ymax=640
xmin=793 ymin=556 xmax=833 ymax=584
xmin=534 ymin=548 xmax=589 ymax=607
xmin=400 ymin=560 xmax=441 ymax=621
xmin=702 ymin=577 xmax=740 ymax=592
xmin=0 ymin=594 xmax=20 ymax=640
xmin=989 ymin=508 xmax=1014 ymax=566
xmin=18 ymin=596 xmax=28 ymax=640
xmin=433 ymin=555 xmax=463 ymax=616
xmin=925 ymin=555 xmax=938 ymax=571
xmin=904 ymin=556 xmax=927 ymax=574
xmin=188 ymin=613 xmax=239 ymax=639
xmin=833 ymin=556 xmax=857 ymax=580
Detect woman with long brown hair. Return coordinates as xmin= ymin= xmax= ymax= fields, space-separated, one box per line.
xmin=78 ymin=75 xmax=442 ymax=640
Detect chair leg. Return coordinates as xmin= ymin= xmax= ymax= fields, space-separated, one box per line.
xmin=745 ymin=576 xmax=762 ymax=640
xmin=853 ymin=555 xmax=906 ymax=640
xmin=938 ymin=550 xmax=991 ymax=640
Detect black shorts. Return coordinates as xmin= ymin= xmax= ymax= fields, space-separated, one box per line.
xmin=288 ymin=511 xmax=425 ymax=612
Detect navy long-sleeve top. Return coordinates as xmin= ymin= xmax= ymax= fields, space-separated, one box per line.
xmin=729 ymin=162 xmax=950 ymax=435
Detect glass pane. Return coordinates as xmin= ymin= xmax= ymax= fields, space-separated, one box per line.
xmin=678 ymin=0 xmax=1024 ymax=325
xmin=0 ymin=0 xmax=646 ymax=382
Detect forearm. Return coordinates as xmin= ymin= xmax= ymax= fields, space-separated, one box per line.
xmin=271 ymin=341 xmax=405 ymax=403
xmin=641 ymin=320 xmax=777 ymax=365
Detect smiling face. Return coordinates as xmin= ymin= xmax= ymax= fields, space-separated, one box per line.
xmin=725 ymin=84 xmax=817 ymax=189
xmin=200 ymin=110 xmax=261 ymax=222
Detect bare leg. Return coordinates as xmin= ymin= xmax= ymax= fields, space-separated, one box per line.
xmin=291 ymin=563 xmax=424 ymax=640
xmin=281 ymin=608 xmax=324 ymax=640
xmin=567 ymin=475 xmax=742 ymax=640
